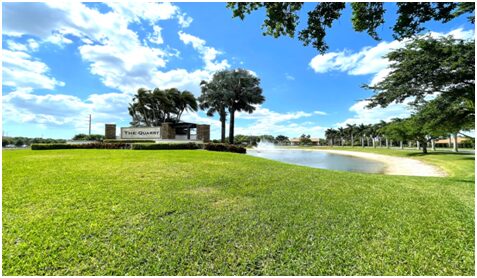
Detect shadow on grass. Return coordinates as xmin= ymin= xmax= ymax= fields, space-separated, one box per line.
xmin=452 ymin=179 xmax=475 ymax=184
xmin=406 ymin=152 xmax=475 ymax=158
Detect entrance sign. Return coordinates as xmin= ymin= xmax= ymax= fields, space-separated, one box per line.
xmin=120 ymin=127 xmax=161 ymax=139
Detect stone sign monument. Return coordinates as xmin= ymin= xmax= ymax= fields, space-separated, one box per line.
xmin=104 ymin=122 xmax=210 ymax=142
xmin=120 ymin=127 xmax=161 ymax=139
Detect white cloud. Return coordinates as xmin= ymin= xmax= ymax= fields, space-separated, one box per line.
xmin=309 ymin=40 xmax=404 ymax=76
xmin=6 ymin=38 xmax=40 ymax=52
xmin=177 ymin=13 xmax=193 ymax=28
xmin=2 ymin=49 xmax=65 ymax=90
xmin=148 ymin=25 xmax=164 ymax=44
xmin=285 ymin=73 xmax=295 ymax=81
xmin=44 ymin=32 xmax=73 ymax=45
xmin=233 ymin=105 xmax=325 ymax=138
xmin=27 ymin=39 xmax=40 ymax=51
xmin=2 ymin=90 xmax=132 ymax=134
xmin=309 ymin=28 xmax=475 ymax=85
xmin=6 ymin=40 xmax=28 ymax=51
xmin=178 ymin=31 xmax=230 ymax=72
xmin=314 ymin=111 xmax=327 ymax=115
xmin=105 ymin=1 xmax=178 ymax=23
xmin=3 ymin=2 xmax=230 ymax=96
xmin=334 ymin=100 xmax=413 ymax=127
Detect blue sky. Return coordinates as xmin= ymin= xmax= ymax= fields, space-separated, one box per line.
xmin=2 ymin=2 xmax=474 ymax=139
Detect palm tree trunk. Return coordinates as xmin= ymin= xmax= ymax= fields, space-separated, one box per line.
xmin=421 ymin=140 xmax=428 ymax=154
xmin=453 ymin=132 xmax=458 ymax=152
xmin=386 ymin=138 xmax=389 ymax=148
xmin=431 ymin=139 xmax=436 ymax=151
xmin=228 ymin=108 xmax=235 ymax=144
xmin=400 ymin=141 xmax=403 ymax=149
xmin=220 ymin=113 xmax=226 ymax=143
xmin=372 ymin=137 xmax=376 ymax=148
xmin=361 ymin=136 xmax=364 ymax=148
xmin=416 ymin=141 xmax=420 ymax=150
xmin=351 ymin=134 xmax=354 ymax=147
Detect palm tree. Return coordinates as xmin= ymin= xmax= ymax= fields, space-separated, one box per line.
xmin=337 ymin=127 xmax=345 ymax=146
xmin=170 ymin=89 xmax=198 ymax=121
xmin=198 ymin=78 xmax=228 ymax=143
xmin=325 ymin=128 xmax=337 ymax=146
xmin=367 ymin=124 xmax=378 ymax=148
xmin=223 ymin=69 xmax=265 ymax=144
xmin=376 ymin=120 xmax=388 ymax=148
xmin=128 ymin=87 xmax=198 ymax=127
xmin=356 ymin=123 xmax=367 ymax=147
xmin=346 ymin=123 xmax=356 ymax=147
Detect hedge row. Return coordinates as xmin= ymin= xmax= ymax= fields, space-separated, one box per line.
xmin=204 ymin=143 xmax=247 ymax=154
xmin=103 ymin=139 xmax=156 ymax=143
xmin=131 ymin=142 xmax=203 ymax=150
xmin=31 ymin=143 xmax=130 ymax=150
xmin=31 ymin=142 xmax=247 ymax=154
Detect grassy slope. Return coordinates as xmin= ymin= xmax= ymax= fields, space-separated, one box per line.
xmin=2 ymin=149 xmax=475 ymax=275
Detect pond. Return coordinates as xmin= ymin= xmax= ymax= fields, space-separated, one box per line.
xmin=247 ymin=149 xmax=387 ymax=174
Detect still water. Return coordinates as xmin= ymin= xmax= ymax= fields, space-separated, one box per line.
xmin=247 ymin=149 xmax=386 ymax=174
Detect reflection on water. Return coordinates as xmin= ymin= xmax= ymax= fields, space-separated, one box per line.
xmin=247 ymin=149 xmax=386 ymax=174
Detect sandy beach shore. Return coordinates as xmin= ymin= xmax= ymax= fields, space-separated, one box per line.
xmin=314 ymin=149 xmax=447 ymax=177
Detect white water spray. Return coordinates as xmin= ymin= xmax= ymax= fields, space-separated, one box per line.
xmin=254 ymin=139 xmax=276 ymax=151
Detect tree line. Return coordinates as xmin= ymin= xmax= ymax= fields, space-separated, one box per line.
xmin=325 ymin=121 xmax=474 ymax=154
xmin=2 ymin=137 xmax=66 ymax=147
xmin=224 ymin=134 xmax=290 ymax=146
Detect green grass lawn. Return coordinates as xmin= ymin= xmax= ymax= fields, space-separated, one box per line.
xmin=2 ymin=149 xmax=475 ymax=275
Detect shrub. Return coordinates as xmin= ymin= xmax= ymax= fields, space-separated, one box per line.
xmin=31 ymin=143 xmax=130 ymax=150
xmin=103 ymin=139 xmax=156 ymax=143
xmin=72 ymin=134 xmax=105 ymax=141
xmin=132 ymin=142 xmax=203 ymax=150
xmin=204 ymin=143 xmax=247 ymax=154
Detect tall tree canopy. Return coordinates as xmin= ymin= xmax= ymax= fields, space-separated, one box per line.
xmin=227 ymin=2 xmax=474 ymax=53
xmin=128 ymin=88 xmax=197 ymax=127
xmin=365 ymin=36 xmax=474 ymax=108
xmin=198 ymin=71 xmax=229 ymax=143
xmin=364 ymin=36 xmax=474 ymax=138
xmin=199 ymin=69 xmax=265 ymax=144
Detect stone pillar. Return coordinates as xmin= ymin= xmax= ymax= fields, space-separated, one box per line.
xmin=197 ymin=125 xmax=210 ymax=143
xmin=105 ymin=124 xmax=116 ymax=139
xmin=160 ymin=122 xmax=175 ymax=139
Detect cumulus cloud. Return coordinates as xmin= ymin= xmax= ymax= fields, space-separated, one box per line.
xmin=2 ymin=2 xmax=214 ymax=95
xmin=2 ymin=90 xmax=132 ymax=134
xmin=178 ymin=31 xmax=230 ymax=72
xmin=148 ymin=26 xmax=164 ymax=44
xmin=234 ymin=105 xmax=326 ymax=138
xmin=309 ymin=28 xmax=475 ymax=85
xmin=177 ymin=13 xmax=193 ymax=28
xmin=2 ymin=49 xmax=65 ymax=90
xmin=334 ymin=100 xmax=413 ymax=127
xmin=314 ymin=111 xmax=327 ymax=116
xmin=2 ymin=1 xmax=238 ymax=137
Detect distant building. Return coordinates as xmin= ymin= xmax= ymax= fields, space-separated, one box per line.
xmin=290 ymin=137 xmax=321 ymax=146
xmin=434 ymin=136 xmax=473 ymax=147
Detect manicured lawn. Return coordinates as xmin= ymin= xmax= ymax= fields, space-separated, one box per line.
xmin=2 ymin=149 xmax=475 ymax=275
